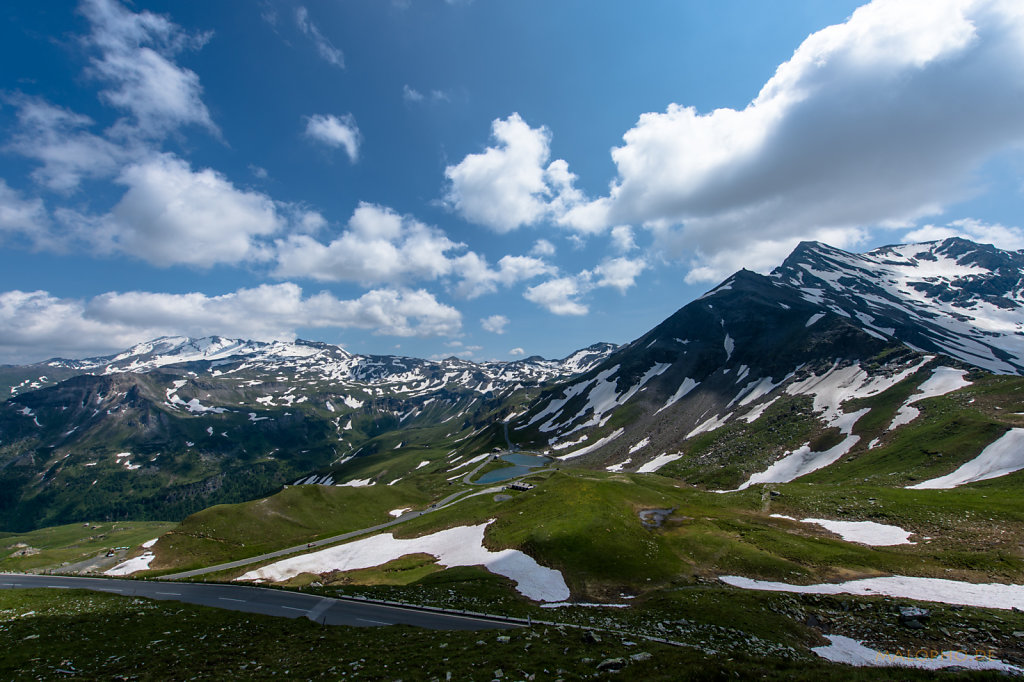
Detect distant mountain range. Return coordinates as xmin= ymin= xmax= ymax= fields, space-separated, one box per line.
xmin=2 ymin=237 xmax=1022 ymax=530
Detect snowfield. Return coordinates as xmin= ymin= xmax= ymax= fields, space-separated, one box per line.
xmin=105 ymin=551 xmax=156 ymax=576
xmin=236 ymin=521 xmax=570 ymax=602
xmin=720 ymin=575 xmax=1024 ymax=610
xmin=888 ymin=367 xmax=971 ymax=430
xmin=770 ymin=515 xmax=915 ymax=546
xmin=813 ymin=635 xmax=1022 ymax=673
xmin=908 ymin=427 xmax=1024 ymax=489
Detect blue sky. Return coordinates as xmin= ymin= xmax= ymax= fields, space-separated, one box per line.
xmin=1 ymin=0 xmax=1023 ymax=364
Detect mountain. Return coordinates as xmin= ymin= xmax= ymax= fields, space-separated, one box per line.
xmin=773 ymin=238 xmax=1024 ymax=374
xmin=0 ymin=337 xmax=617 ymax=530
xmin=3 ymin=237 xmax=1024 ymax=531
xmin=505 ymin=238 xmax=1024 ymax=487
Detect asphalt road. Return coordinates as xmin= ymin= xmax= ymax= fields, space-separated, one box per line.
xmin=0 ymin=573 xmax=519 ymax=630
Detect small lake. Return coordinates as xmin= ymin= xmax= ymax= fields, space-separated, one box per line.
xmin=474 ymin=452 xmax=552 ymax=484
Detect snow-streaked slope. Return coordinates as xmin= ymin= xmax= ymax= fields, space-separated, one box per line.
xmin=908 ymin=427 xmax=1024 ymax=489
xmin=774 ymin=239 xmax=1024 ymax=374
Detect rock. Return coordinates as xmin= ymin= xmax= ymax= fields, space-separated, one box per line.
xmin=496 ymin=636 xmax=510 ymax=643
xmin=596 ymin=658 xmax=626 ymax=672
xmin=1013 ymin=631 xmax=1024 ymax=638
xmin=804 ymin=613 xmax=823 ymax=629
xmin=898 ymin=605 xmax=930 ymax=630
xmin=630 ymin=652 xmax=652 ymax=662
xmin=582 ymin=630 xmax=602 ymax=644
xmin=493 ymin=669 xmax=503 ymax=679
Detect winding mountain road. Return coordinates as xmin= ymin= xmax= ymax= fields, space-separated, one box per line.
xmin=0 ymin=573 xmax=518 ymax=630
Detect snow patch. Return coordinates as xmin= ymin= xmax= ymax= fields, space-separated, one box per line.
xmin=720 ymin=575 xmax=1024 ymax=610
xmin=105 ymin=552 xmax=155 ymax=576
xmin=813 ymin=635 xmax=1022 ymax=673
xmin=908 ymin=427 xmax=1024 ymax=489
xmin=237 ymin=520 xmax=570 ymax=602
xmin=628 ymin=437 xmax=650 ymax=454
xmin=637 ymin=452 xmax=683 ymax=473
xmin=889 ymin=367 xmax=972 ymax=430
xmin=656 ymin=377 xmax=699 ymax=414
xmin=557 ymin=428 xmax=624 ymax=461
xmin=337 ymin=477 xmax=374 ymax=487
xmin=770 ymin=515 xmax=914 ymax=546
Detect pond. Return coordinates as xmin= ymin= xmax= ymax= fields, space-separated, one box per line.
xmin=474 ymin=452 xmax=552 ymax=484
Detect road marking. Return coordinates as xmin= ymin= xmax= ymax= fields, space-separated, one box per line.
xmin=356 ymin=618 xmax=389 ymax=625
xmin=219 ymin=597 xmax=245 ymax=603
xmin=306 ymin=598 xmax=333 ymax=622
xmin=46 ymin=586 xmax=72 ymax=589
xmin=156 ymin=591 xmax=181 ymax=596
xmin=281 ymin=605 xmax=306 ymax=612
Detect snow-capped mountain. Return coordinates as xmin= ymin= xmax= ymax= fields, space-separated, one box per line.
xmin=3 ymin=237 xmax=1022 ymax=531
xmin=35 ymin=336 xmax=618 ymax=395
xmin=510 ymin=238 xmax=1024 ymax=484
xmin=773 ymin=238 xmax=1024 ymax=374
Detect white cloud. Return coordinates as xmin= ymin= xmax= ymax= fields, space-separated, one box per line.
xmin=0 ymin=284 xmax=461 ymax=363
xmin=274 ymin=202 xmax=462 ymax=285
xmin=585 ymin=0 xmax=1024 ymax=282
xmin=508 ymin=347 xmax=525 ymax=356
xmin=403 ymin=85 xmax=425 ymax=102
xmin=523 ymin=256 xmax=647 ymax=315
xmin=530 ymin=239 xmax=556 ymax=257
xmin=80 ymin=0 xmax=216 ymax=138
xmin=295 ymin=6 xmax=344 ymax=68
xmin=594 ymin=256 xmax=647 ymax=292
xmin=904 ymin=218 xmax=1024 ymax=251
xmin=4 ymin=97 xmax=131 ymax=192
xmin=524 ymin=276 xmax=589 ymax=316
xmin=444 ymin=114 xmax=592 ymax=233
xmin=481 ymin=314 xmax=509 ymax=334
xmin=78 ymin=153 xmax=287 ymax=267
xmin=274 ymin=202 xmax=552 ymax=297
xmin=304 ymin=114 xmax=361 ymax=163
xmin=452 ymin=253 xmax=554 ymax=299
xmin=610 ymin=225 xmax=637 ymax=252
xmin=0 ymin=181 xmax=50 ymax=247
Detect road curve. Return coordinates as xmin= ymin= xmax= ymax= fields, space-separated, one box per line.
xmin=0 ymin=573 xmax=519 ymax=631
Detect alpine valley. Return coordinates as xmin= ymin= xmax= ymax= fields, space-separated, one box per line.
xmin=4 ymin=238 xmax=1024 ymax=677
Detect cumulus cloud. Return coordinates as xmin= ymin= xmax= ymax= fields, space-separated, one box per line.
xmin=295 ymin=6 xmax=344 ymax=68
xmin=453 ymin=253 xmax=555 ymax=299
xmin=610 ymin=225 xmax=637 ymax=253
xmin=0 ymin=284 xmax=461 ymax=363
xmin=304 ymin=113 xmax=361 ymax=162
xmin=67 ymin=153 xmax=287 ymax=267
xmin=523 ymin=256 xmax=647 ymax=315
xmin=523 ymin=276 xmax=589 ymax=316
xmin=481 ymin=314 xmax=509 ymax=334
xmin=594 ymin=256 xmax=647 ymax=292
xmin=274 ymin=202 xmax=462 ymax=285
xmin=274 ymin=202 xmax=552 ymax=297
xmin=80 ymin=0 xmax=216 ymax=138
xmin=904 ymin=218 xmax=1024 ymax=251
xmin=508 ymin=347 xmax=525 ymax=356
xmin=444 ymin=113 xmax=592 ymax=233
xmin=460 ymin=1 xmax=1024 ymax=281
xmin=530 ymin=239 xmax=556 ymax=257
xmin=584 ymin=0 xmax=1024 ymax=281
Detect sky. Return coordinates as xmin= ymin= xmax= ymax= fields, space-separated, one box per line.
xmin=1 ymin=0 xmax=1023 ymax=365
